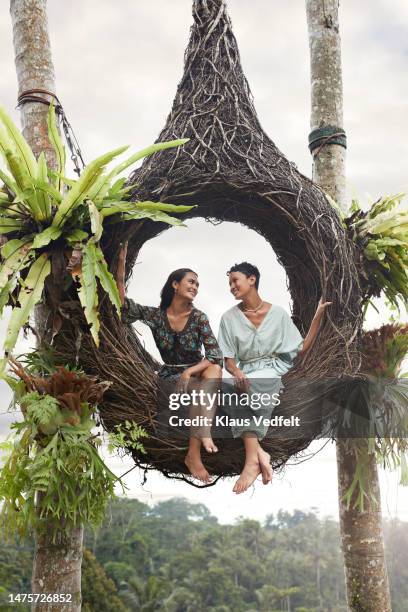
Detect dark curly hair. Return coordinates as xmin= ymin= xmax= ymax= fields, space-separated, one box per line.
xmin=227 ymin=262 xmax=260 ymax=290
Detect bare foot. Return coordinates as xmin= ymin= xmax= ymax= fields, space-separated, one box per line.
xmin=185 ymin=453 xmax=211 ymax=483
xmin=201 ymin=437 xmax=218 ymax=453
xmin=233 ymin=460 xmax=261 ymax=494
xmin=257 ymin=447 xmax=273 ymax=485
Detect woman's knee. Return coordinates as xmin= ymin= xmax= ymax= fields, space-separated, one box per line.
xmin=203 ymin=363 xmax=222 ymax=379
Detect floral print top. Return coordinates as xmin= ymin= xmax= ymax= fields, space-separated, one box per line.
xmin=123 ymin=298 xmax=223 ymax=378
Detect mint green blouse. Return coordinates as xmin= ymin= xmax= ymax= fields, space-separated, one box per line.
xmin=218 ymin=304 xmax=303 ymax=376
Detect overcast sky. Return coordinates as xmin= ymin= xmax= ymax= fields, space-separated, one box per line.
xmin=0 ymin=1 xmax=407 ymax=522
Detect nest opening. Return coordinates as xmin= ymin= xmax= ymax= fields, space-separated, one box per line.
xmin=56 ymin=184 xmax=362 ymax=485
xmin=55 ymin=0 xmax=363 ymax=485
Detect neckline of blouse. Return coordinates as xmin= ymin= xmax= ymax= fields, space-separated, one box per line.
xmin=236 ymin=303 xmax=273 ymax=331
xmin=164 ymin=307 xmax=197 ymax=335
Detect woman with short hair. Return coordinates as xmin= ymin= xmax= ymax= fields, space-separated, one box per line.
xmin=219 ymin=261 xmax=331 ymax=494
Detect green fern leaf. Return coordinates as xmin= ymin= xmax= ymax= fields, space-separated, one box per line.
xmin=0 ymin=240 xmax=33 ymax=291
xmin=77 ymin=243 xmax=100 ymax=346
xmin=52 ymin=146 xmax=128 ymax=229
xmin=36 ymin=153 xmax=52 ymax=221
xmin=46 ymin=102 xmax=66 ymax=190
xmin=4 ymin=253 xmax=51 ymax=353
xmin=91 ymin=243 xmax=121 ymax=316
xmin=0 ymin=106 xmax=38 ymax=178
xmin=32 ymin=226 xmax=62 ymax=249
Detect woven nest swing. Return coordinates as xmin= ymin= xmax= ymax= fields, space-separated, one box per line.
xmin=56 ymin=0 xmax=363 ymax=485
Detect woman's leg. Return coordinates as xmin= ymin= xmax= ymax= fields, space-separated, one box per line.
xmin=184 ymin=437 xmax=211 ymax=483
xmin=183 ymin=364 xmax=221 ymax=481
xmin=233 ymin=434 xmax=262 ymax=494
xmin=183 ymin=376 xmax=210 ymax=482
xmin=243 ymin=370 xmax=276 ymax=485
xmin=199 ymin=363 xmax=222 ymax=453
xmin=257 ymin=445 xmax=273 ymax=485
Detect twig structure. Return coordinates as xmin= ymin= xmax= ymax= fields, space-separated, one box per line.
xmin=56 ymin=0 xmax=362 ymax=483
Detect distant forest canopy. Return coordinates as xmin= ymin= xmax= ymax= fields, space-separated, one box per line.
xmin=1 ymin=498 xmax=407 ymax=612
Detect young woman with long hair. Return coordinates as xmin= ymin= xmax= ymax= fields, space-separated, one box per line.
xmin=116 ymin=243 xmax=222 ymax=483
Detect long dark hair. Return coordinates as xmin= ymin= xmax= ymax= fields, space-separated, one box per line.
xmin=159 ymin=268 xmax=197 ymax=310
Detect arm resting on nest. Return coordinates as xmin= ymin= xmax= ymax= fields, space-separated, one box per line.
xmin=299 ymin=297 xmax=332 ymax=356
xmin=116 ymin=241 xmax=157 ymax=325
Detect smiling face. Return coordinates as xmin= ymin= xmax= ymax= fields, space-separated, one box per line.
xmin=228 ymin=271 xmax=256 ymax=300
xmin=173 ymin=271 xmax=199 ymax=302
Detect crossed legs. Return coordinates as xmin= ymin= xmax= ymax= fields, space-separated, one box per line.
xmin=182 ymin=364 xmax=273 ymax=490
xmin=233 ymin=435 xmax=273 ymax=494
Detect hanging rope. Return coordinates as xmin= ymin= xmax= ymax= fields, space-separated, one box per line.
xmin=17 ymin=88 xmax=85 ymax=176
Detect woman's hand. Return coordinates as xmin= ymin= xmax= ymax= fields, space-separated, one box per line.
xmin=225 ymin=358 xmax=250 ymax=393
xmin=234 ymin=369 xmax=250 ymax=393
xmin=300 ymin=296 xmax=332 ymax=356
xmin=177 ymin=370 xmax=192 ymax=393
xmin=316 ymin=296 xmax=332 ymax=317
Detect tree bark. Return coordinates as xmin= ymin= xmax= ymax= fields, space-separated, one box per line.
xmin=305 ymin=1 xmax=391 ymax=610
xmin=306 ymin=0 xmax=346 ymax=211
xmin=337 ymin=440 xmax=391 ymax=611
xmin=31 ymin=529 xmax=83 ymax=611
xmin=10 ymin=0 xmax=57 ymax=164
xmin=10 ymin=1 xmax=83 ymax=610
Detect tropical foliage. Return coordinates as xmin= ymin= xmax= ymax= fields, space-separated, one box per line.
xmin=0 ymin=353 xmax=146 ymax=538
xmin=108 ymin=419 xmax=148 ymax=457
xmin=2 ymin=498 xmax=408 ymax=611
xmin=340 ymin=324 xmax=408 ymax=510
xmin=327 ymin=192 xmax=408 ymax=508
xmin=0 ymin=104 xmax=193 ymax=352
xmin=361 ymin=324 xmax=408 ymax=379
xmin=362 ymin=325 xmax=408 ymax=487
xmin=335 ymin=193 xmax=408 ymax=310
xmin=81 ymin=549 xmax=128 ymax=612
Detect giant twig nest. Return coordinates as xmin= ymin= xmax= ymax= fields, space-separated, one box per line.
xmin=56 ymin=0 xmax=362 ymax=485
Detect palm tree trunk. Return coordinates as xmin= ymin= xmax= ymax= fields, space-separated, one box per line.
xmin=10 ymin=0 xmax=57 ymax=163
xmin=305 ymin=0 xmax=346 ymax=210
xmin=305 ymin=1 xmax=391 ymax=610
xmin=10 ymin=1 xmax=83 ymax=610
xmin=337 ymin=440 xmax=391 ymax=611
xmin=30 ymin=529 xmax=83 ymax=611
